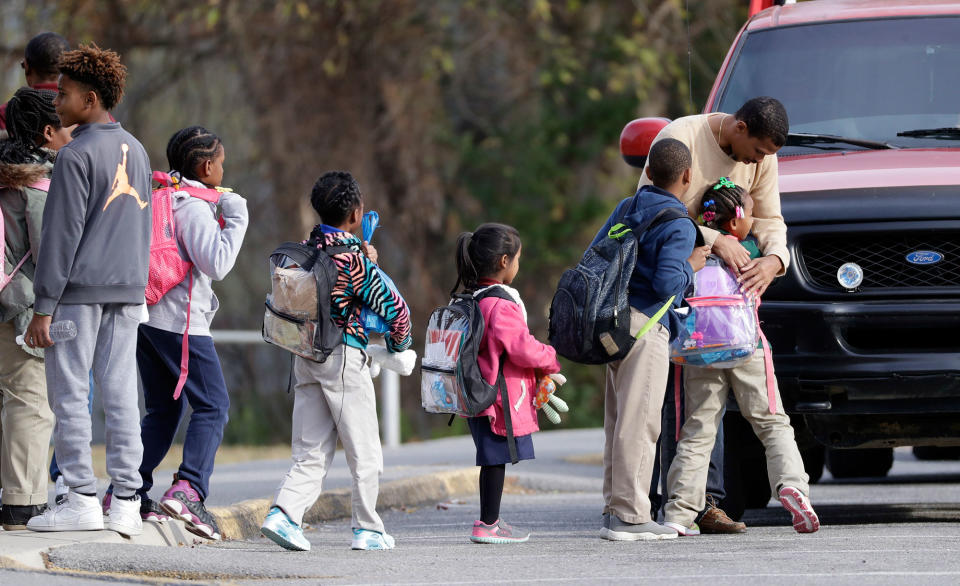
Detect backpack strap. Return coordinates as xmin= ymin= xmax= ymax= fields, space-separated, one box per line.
xmin=153 ymin=170 xmax=221 ymax=203
xmin=0 ymin=177 xmax=50 ymax=291
xmin=754 ymin=299 xmax=777 ymax=415
xmin=172 ymin=270 xmax=194 ymax=400
xmin=634 ymin=206 xmax=706 ymax=248
xmin=28 ymin=178 xmax=51 ymax=192
xmin=496 ymin=367 xmax=518 ymax=465
xmin=473 ymin=286 xmax=516 ymax=304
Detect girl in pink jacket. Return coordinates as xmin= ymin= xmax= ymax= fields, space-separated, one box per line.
xmin=454 ymin=223 xmax=563 ymax=544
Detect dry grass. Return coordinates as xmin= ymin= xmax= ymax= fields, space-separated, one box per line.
xmin=564 ymin=453 xmax=603 ymax=466
xmin=55 ymin=445 xmax=292 ymax=478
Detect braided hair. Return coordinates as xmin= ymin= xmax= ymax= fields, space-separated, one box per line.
xmin=310 ymin=171 xmax=363 ymax=227
xmin=166 ymin=126 xmax=222 ymax=181
xmin=453 ymin=222 xmax=521 ymax=295
xmin=0 ymin=87 xmax=59 ymax=165
xmin=699 ymin=177 xmax=746 ymax=231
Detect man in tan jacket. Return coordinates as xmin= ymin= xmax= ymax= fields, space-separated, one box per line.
xmin=638 ymin=96 xmax=789 ymax=533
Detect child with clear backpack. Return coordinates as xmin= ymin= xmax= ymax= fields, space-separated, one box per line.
xmin=663 ymin=178 xmax=819 ymax=535
xmin=451 ymin=223 xmax=566 ymax=544
xmin=260 ymin=171 xmax=412 ymax=552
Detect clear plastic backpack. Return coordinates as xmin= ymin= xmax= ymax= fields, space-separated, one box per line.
xmin=670 ymin=255 xmax=758 ymax=369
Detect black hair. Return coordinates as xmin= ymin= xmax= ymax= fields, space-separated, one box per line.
xmin=166 ymin=126 xmax=223 ymax=181
xmin=735 ymin=96 xmax=789 ymax=148
xmin=699 ymin=177 xmax=748 ymax=231
xmin=57 ymin=43 xmax=126 ymax=111
xmin=0 ymin=87 xmax=59 ymax=165
xmin=310 ymin=171 xmax=363 ymax=226
xmin=647 ymin=138 xmax=692 ymax=187
xmin=24 ymin=32 xmax=70 ymax=80
xmin=452 ymin=222 xmax=521 ymax=295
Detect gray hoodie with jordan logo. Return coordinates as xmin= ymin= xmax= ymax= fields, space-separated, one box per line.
xmin=33 ymin=122 xmax=152 ymax=315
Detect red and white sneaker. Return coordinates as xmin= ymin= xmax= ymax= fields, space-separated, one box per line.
xmin=778 ymin=486 xmax=820 ymax=533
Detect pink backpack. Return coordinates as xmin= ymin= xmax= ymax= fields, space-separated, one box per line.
xmin=148 ymin=171 xmax=221 ymax=399
xmin=0 ymin=177 xmax=50 ymax=291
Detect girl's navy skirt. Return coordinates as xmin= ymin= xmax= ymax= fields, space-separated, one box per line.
xmin=467 ymin=416 xmax=535 ymax=466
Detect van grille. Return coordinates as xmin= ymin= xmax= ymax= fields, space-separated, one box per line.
xmin=801 ymin=233 xmax=960 ymax=290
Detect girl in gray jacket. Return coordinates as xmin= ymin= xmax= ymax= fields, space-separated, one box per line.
xmin=132 ymin=127 xmax=248 ymax=540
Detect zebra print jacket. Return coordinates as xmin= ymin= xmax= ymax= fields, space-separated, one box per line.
xmin=314 ymin=227 xmax=412 ymax=352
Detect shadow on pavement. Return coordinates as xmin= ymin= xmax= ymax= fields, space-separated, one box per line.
xmin=744 ymin=502 xmax=960 ymax=527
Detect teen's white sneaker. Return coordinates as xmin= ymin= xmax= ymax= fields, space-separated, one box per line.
xmin=105 ymin=495 xmax=143 ymax=537
xmin=54 ymin=475 xmax=68 ymax=505
xmin=27 ymin=491 xmax=104 ymax=532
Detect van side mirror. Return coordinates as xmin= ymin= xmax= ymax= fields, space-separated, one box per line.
xmin=620 ymin=118 xmax=671 ymax=168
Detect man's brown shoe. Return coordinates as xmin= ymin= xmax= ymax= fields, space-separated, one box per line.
xmin=699 ymin=497 xmax=747 ymax=534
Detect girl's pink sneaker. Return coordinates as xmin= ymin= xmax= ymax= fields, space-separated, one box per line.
xmin=470 ymin=519 xmax=530 ymax=544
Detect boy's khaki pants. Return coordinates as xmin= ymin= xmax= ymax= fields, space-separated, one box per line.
xmin=664 ymin=350 xmax=810 ymax=527
xmin=0 ymin=321 xmax=55 ymax=506
xmin=274 ymin=346 xmax=385 ymax=533
xmin=602 ymin=309 xmax=669 ymax=524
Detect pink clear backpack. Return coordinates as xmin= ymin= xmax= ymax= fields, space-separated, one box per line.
xmin=148 ymin=171 xmax=222 ymax=399
xmin=0 ymin=177 xmax=50 ymax=291
xmin=667 ymin=254 xmax=779 ymax=440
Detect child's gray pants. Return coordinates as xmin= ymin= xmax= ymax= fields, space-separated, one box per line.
xmin=45 ymin=303 xmax=144 ymax=498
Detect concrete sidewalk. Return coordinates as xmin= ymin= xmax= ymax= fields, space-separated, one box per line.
xmin=0 ymin=428 xmax=605 ymax=571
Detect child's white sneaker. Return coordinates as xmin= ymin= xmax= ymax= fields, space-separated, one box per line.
xmin=105 ymin=495 xmax=143 ymax=537
xmin=351 ymin=528 xmax=395 ymax=550
xmin=27 ymin=491 xmax=104 ymax=532
xmin=261 ymin=506 xmax=311 ymax=551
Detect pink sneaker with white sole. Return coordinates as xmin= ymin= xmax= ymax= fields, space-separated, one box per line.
xmin=778 ymin=486 xmax=820 ymax=533
xmin=160 ymin=475 xmax=221 ymax=540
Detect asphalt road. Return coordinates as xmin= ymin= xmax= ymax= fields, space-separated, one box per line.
xmin=6 ymin=429 xmax=958 ymax=585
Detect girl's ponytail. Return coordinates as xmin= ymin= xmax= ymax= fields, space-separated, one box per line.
xmin=452 ymin=231 xmax=478 ymax=296
xmin=451 ymin=223 xmax=521 ymax=296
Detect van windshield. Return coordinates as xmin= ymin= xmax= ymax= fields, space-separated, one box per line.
xmin=716 ymin=17 xmax=960 ymax=155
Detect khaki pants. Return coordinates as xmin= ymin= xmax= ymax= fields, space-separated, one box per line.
xmin=664 ymin=350 xmax=810 ymax=527
xmin=273 ymin=346 xmax=385 ymax=532
xmin=0 ymin=320 xmax=54 ymax=506
xmin=602 ymin=309 xmax=669 ymax=524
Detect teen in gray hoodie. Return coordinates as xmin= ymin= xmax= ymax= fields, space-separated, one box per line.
xmin=25 ymin=45 xmax=150 ymax=538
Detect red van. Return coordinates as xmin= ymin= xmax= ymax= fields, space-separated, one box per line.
xmin=625 ymin=0 xmax=960 ymax=517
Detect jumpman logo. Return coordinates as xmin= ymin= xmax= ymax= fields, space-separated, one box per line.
xmin=103 ymin=144 xmax=149 ymax=212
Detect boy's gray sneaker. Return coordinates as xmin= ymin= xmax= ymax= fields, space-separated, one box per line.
xmin=604 ymin=515 xmax=678 ymax=541
xmin=599 ymin=512 xmax=611 ymax=539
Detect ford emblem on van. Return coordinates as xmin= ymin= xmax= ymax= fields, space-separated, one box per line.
xmin=905 ymin=251 xmax=944 ymax=265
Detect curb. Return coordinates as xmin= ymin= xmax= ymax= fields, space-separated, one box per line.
xmin=210 ymin=467 xmax=479 ymax=541
xmin=0 ymin=518 xmax=206 ymax=570
xmin=0 ymin=467 xmax=480 ymax=570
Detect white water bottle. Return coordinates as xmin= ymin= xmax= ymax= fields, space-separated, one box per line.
xmin=16 ymin=320 xmax=78 ymax=346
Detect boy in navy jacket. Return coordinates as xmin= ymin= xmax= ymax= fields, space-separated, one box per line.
xmin=594 ymin=138 xmax=709 ymax=541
